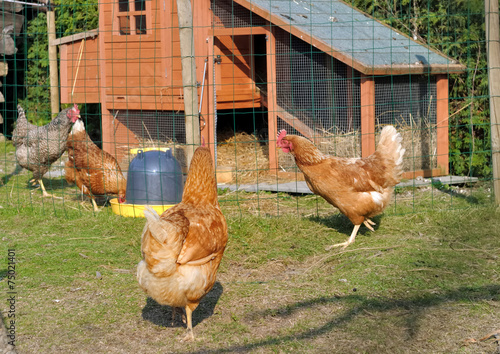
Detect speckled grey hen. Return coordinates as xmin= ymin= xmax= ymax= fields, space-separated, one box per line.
xmin=12 ymin=104 xmax=80 ymax=197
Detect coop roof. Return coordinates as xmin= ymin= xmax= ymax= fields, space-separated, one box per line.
xmin=233 ymin=0 xmax=466 ymax=75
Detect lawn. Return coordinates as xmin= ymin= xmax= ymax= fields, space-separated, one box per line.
xmin=0 ymin=140 xmax=499 ymax=353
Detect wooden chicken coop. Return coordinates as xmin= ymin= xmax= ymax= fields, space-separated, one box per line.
xmin=54 ymin=0 xmax=466 ymax=177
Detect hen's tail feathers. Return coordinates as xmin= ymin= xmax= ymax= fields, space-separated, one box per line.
xmin=142 ymin=206 xmax=186 ymax=276
xmin=377 ymin=125 xmax=406 ymax=183
xmin=143 ymin=206 xmax=168 ymax=243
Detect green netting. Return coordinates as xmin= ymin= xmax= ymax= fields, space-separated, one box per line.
xmin=0 ymin=0 xmax=495 ymax=216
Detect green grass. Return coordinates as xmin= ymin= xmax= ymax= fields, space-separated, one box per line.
xmin=0 ymin=153 xmax=498 ymax=352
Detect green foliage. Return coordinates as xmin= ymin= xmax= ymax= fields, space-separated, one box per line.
xmin=56 ymin=0 xmax=99 ymax=37
xmin=20 ymin=0 xmax=98 ymax=125
xmin=18 ymin=13 xmax=50 ymax=125
xmin=351 ymin=0 xmax=491 ymax=178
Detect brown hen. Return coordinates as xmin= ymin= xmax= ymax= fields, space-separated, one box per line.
xmin=277 ymin=126 xmax=405 ymax=249
xmin=64 ymin=119 xmax=126 ymax=211
xmin=137 ymin=146 xmax=228 ymax=341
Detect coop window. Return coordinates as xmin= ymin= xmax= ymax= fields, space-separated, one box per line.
xmin=117 ymin=0 xmax=148 ymax=35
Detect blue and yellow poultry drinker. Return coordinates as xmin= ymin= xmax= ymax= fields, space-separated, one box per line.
xmin=111 ymin=148 xmax=184 ymax=217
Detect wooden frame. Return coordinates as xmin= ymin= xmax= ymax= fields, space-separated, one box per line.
xmin=360 ymin=75 xmax=376 ymax=157
xmin=112 ymin=0 xmax=155 ymax=41
xmin=436 ymin=74 xmax=450 ymax=175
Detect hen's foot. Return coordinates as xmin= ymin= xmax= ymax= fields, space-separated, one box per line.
xmin=39 ymin=180 xmax=62 ymax=199
xmin=42 ymin=191 xmax=62 ymax=199
xmin=365 ymin=218 xmax=375 ymax=225
xmin=180 ymin=329 xmax=194 ymax=342
xmin=91 ymin=198 xmax=99 ymax=212
xmin=325 ymin=224 xmax=361 ymax=251
xmin=363 ymin=219 xmax=375 ymax=232
xmin=325 ymin=241 xmax=350 ymax=250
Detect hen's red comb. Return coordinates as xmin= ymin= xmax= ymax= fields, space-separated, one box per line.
xmin=73 ymin=103 xmax=80 ymax=114
xmin=277 ymin=129 xmax=287 ymax=141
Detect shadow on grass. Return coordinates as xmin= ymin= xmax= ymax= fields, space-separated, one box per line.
xmin=0 ymin=164 xmax=22 ymax=186
xmin=141 ymin=281 xmax=223 ymax=329
xmin=188 ymin=284 xmax=500 ymax=354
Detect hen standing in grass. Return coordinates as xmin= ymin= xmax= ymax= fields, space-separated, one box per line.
xmin=137 ymin=146 xmax=228 ymax=341
xmin=12 ymin=104 xmax=80 ymax=198
xmin=64 ymin=119 xmax=127 ymax=211
xmin=277 ymin=126 xmax=405 ymax=249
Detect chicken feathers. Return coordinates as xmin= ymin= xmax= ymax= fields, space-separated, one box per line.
xmin=277 ymin=126 xmax=405 ymax=249
xmin=13 ymin=104 xmax=80 ymax=197
xmin=64 ymin=119 xmax=127 ymax=211
xmin=137 ymin=146 xmax=228 ymax=341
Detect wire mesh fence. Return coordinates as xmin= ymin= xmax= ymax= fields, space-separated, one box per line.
xmin=0 ymin=0 xmax=494 ymax=217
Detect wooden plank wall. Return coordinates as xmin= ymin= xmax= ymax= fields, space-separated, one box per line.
xmin=100 ymin=0 xmax=183 ymax=111
xmin=59 ymin=38 xmax=101 ymax=104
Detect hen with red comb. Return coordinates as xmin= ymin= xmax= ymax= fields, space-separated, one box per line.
xmin=277 ymin=126 xmax=405 ymax=249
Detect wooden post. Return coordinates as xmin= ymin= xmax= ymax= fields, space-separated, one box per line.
xmin=266 ymin=28 xmax=278 ymax=173
xmin=485 ymin=0 xmax=500 ymax=205
xmin=176 ymin=0 xmax=200 ymax=166
xmin=436 ymin=75 xmax=449 ymax=175
xmin=47 ymin=9 xmax=60 ymax=119
xmin=360 ymin=75 xmax=375 ymax=157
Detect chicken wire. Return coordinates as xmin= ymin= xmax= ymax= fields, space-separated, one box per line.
xmin=0 ymin=0 xmax=488 ymax=218
xmin=113 ymin=110 xmax=186 ymax=145
xmin=211 ymin=0 xmax=267 ymax=28
xmin=375 ymin=76 xmax=438 ymax=171
xmin=274 ymin=27 xmax=362 ymax=171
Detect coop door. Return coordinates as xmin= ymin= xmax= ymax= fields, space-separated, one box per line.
xmin=213 ymin=35 xmax=259 ymax=109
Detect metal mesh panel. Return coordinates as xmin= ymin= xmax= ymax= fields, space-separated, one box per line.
xmin=274 ymin=28 xmax=361 ymax=170
xmin=375 ymin=75 xmax=437 ymax=126
xmin=375 ymin=76 xmax=438 ymax=171
xmin=211 ymin=0 xmax=267 ymax=28
xmin=114 ymin=110 xmax=186 ymax=144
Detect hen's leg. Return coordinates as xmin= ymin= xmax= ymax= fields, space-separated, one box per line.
xmin=171 ymin=307 xmax=186 ymax=325
xmin=181 ymin=303 xmax=199 ymax=342
xmin=325 ymin=224 xmax=361 ymax=250
xmin=171 ymin=307 xmax=177 ymax=326
xmin=39 ymin=179 xmax=62 ymax=199
xmin=91 ymin=197 xmax=99 ymax=212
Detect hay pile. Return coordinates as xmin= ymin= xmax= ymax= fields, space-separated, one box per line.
xmin=216 ymin=131 xmax=275 ymax=184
